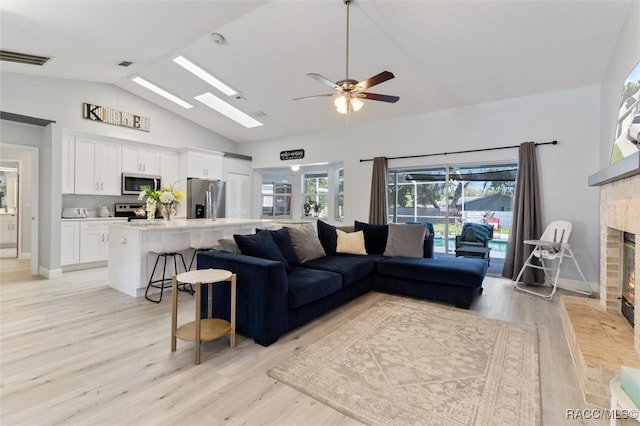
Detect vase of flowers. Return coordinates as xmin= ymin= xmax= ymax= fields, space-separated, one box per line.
xmin=138 ymin=184 xmax=185 ymax=223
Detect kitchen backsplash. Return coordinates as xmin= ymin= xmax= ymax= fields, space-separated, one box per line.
xmin=62 ymin=194 xmax=141 ymax=217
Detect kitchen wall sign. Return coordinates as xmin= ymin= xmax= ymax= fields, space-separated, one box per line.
xmin=280 ymin=149 xmax=305 ymax=161
xmin=82 ymin=102 xmax=150 ymax=132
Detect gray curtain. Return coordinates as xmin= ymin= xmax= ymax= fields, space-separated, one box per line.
xmin=368 ymin=157 xmax=388 ymax=225
xmin=502 ymin=142 xmax=544 ymax=284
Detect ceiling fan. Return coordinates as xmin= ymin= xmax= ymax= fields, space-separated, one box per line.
xmin=294 ymin=0 xmax=399 ymax=114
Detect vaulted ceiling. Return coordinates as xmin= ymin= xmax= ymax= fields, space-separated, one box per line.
xmin=0 ymin=1 xmax=632 ymax=143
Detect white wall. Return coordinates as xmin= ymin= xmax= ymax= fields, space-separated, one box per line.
xmin=0 ymin=72 xmax=241 ymax=275
xmin=599 ymin=0 xmax=640 ymax=168
xmin=240 ymin=85 xmax=602 ymax=284
xmin=0 ymin=72 xmax=237 ymax=153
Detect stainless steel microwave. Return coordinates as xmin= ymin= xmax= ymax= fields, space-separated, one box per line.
xmin=121 ymin=173 xmax=161 ymax=195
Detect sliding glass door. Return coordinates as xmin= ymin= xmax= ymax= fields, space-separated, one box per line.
xmin=388 ymin=163 xmax=516 ymax=256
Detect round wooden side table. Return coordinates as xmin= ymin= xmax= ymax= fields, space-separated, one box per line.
xmin=171 ymin=269 xmax=236 ymax=365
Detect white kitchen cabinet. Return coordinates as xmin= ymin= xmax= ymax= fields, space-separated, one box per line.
xmin=183 ymin=150 xmax=223 ymax=180
xmin=80 ymin=222 xmax=108 ymax=263
xmin=61 ymin=134 xmax=75 ymax=194
xmin=0 ymin=215 xmax=18 ymax=246
xmin=61 ymin=221 xmax=80 ymax=266
xmin=160 ymin=150 xmax=185 ymax=217
xmin=226 ymin=172 xmax=250 ymax=218
xmin=74 ymin=138 xmax=121 ymax=195
xmin=122 ymin=145 xmax=160 ymax=175
xmin=160 ymin=150 xmax=181 ymax=188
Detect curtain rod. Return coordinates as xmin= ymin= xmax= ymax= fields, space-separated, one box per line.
xmin=359 ymin=140 xmax=558 ymax=162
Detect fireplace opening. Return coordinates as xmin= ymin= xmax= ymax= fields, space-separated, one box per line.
xmin=621 ymin=232 xmax=636 ymax=326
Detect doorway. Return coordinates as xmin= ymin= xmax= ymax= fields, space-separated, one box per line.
xmin=0 ymin=162 xmax=19 ymax=258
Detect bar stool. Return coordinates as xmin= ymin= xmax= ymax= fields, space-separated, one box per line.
xmin=171 ymin=269 xmax=236 ymax=365
xmin=188 ymin=230 xmax=219 ymax=271
xmin=145 ymin=232 xmax=193 ymax=303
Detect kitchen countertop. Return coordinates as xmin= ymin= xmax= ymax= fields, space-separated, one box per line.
xmin=108 ymin=217 xmax=274 ymax=231
xmin=61 ymin=217 xmax=129 ymax=221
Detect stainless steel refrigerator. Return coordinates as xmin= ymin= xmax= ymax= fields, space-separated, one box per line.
xmin=187 ymin=178 xmax=226 ymax=219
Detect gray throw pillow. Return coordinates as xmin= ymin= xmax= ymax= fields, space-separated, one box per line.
xmin=383 ymin=223 xmax=426 ymax=258
xmin=218 ymin=238 xmax=240 ymax=254
xmin=285 ymin=223 xmax=326 ymax=263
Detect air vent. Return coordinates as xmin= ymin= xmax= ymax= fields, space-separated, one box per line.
xmin=253 ymin=111 xmax=267 ymax=117
xmin=118 ymin=61 xmax=134 ymax=67
xmin=0 ymin=49 xmax=51 ymax=66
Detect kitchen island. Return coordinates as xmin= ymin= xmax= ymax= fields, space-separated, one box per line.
xmin=108 ymin=218 xmax=274 ymax=297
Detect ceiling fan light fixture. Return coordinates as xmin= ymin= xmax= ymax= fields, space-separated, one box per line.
xmin=351 ymin=97 xmax=363 ymax=112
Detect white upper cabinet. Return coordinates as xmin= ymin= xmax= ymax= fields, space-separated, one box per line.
xmin=183 ymin=150 xmax=223 ymax=180
xmin=122 ymin=145 xmax=160 ymax=175
xmin=74 ymin=138 xmax=122 ymax=195
xmin=61 ymin=134 xmax=75 ymax=194
xmin=160 ymin=150 xmax=181 ymax=189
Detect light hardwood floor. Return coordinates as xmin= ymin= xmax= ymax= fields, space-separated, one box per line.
xmin=0 ymin=259 xmax=619 ymax=425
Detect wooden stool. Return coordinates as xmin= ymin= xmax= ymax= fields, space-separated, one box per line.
xmin=171 ymin=269 xmax=236 ymax=365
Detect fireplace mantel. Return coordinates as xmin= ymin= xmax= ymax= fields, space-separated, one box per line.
xmin=588 ymin=151 xmax=640 ymax=186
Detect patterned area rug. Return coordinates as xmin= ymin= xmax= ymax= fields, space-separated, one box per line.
xmin=268 ymin=297 xmax=540 ymax=425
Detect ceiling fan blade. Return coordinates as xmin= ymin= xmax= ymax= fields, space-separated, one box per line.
xmin=358 ymin=92 xmax=400 ymax=103
xmin=307 ymin=73 xmax=341 ymax=91
xmin=356 ymin=71 xmax=395 ymax=91
xmin=293 ymin=93 xmax=336 ymax=101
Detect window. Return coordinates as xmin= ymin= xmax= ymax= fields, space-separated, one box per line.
xmin=335 ymin=168 xmax=344 ymax=221
xmin=261 ymin=173 xmax=292 ymax=218
xmin=303 ymin=172 xmax=328 ymax=218
xmin=388 ymin=163 xmax=517 ymax=255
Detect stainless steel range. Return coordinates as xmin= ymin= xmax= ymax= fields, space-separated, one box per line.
xmin=114 ymin=203 xmax=159 ymax=221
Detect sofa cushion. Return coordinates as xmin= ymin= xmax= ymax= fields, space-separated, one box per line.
xmin=354 ymin=221 xmax=388 ymax=255
xmin=234 ymin=231 xmax=290 ymax=270
xmin=304 ymin=254 xmax=377 ymax=286
xmin=376 ymin=256 xmax=487 ymax=288
xmin=383 ymin=223 xmax=426 ymax=258
xmin=317 ymin=219 xmax=338 ymax=255
xmin=286 ymin=223 xmax=326 ymax=263
xmin=336 ymin=230 xmax=367 ymax=255
xmin=257 ymin=227 xmax=300 ymax=267
xmin=287 ymin=267 xmax=342 ymax=309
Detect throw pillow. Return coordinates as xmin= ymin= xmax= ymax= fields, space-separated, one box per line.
xmin=285 ymin=223 xmax=326 ymax=263
xmin=218 ymin=238 xmax=240 ymax=254
xmin=462 ymin=228 xmax=477 ymax=242
xmin=256 ymin=227 xmax=300 ymax=267
xmin=234 ymin=231 xmax=290 ymax=270
xmin=406 ymin=221 xmax=433 ymax=238
xmin=465 ymin=223 xmax=491 ymax=243
xmin=383 ymin=223 xmax=426 ymax=258
xmin=317 ymin=219 xmax=338 ymax=255
xmin=354 ymin=220 xmax=389 ymax=255
xmin=336 ymin=229 xmax=367 ymax=255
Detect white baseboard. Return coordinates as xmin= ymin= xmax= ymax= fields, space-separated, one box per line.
xmin=39 ymin=266 xmax=62 ymax=279
xmin=19 ymin=252 xmax=31 ymax=260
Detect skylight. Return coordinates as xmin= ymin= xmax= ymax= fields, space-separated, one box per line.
xmin=195 ymin=92 xmax=263 ymax=128
xmin=130 ymin=76 xmax=193 ymax=109
xmin=173 ymin=55 xmax=237 ymax=96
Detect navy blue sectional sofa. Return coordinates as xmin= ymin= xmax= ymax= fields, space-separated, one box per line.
xmin=197 ymin=221 xmax=487 ymax=347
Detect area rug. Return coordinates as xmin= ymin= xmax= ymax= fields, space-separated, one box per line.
xmin=268 ymin=297 xmax=541 ymax=426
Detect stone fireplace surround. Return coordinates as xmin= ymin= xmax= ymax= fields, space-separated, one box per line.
xmin=562 ymin=153 xmax=640 ymax=407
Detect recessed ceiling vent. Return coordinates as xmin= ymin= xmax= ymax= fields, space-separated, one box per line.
xmin=118 ymin=61 xmax=134 ymax=67
xmin=0 ymin=49 xmax=51 ymax=66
